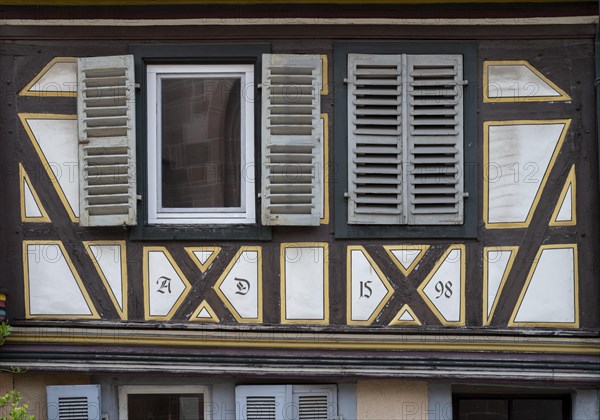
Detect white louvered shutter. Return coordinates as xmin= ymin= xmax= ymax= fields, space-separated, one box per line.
xmin=292 ymin=385 xmax=337 ymax=420
xmin=347 ymin=54 xmax=403 ymax=224
xmin=77 ymin=55 xmax=137 ymax=227
xmin=47 ymin=384 xmax=101 ymax=420
xmin=236 ymin=385 xmax=289 ymax=420
xmin=262 ymin=54 xmax=322 ymax=226
xmin=406 ymin=55 xmax=464 ymax=224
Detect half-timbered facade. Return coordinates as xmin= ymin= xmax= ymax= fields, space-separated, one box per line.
xmin=0 ymin=1 xmax=599 ymax=419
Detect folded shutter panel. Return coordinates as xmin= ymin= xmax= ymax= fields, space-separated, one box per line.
xmin=77 ymin=55 xmax=137 ymax=227
xmin=406 ymin=54 xmax=464 ymax=224
xmin=236 ymin=385 xmax=289 ymax=420
xmin=292 ymin=385 xmax=337 ymax=420
xmin=347 ymin=54 xmax=403 ymax=225
xmin=262 ymin=54 xmax=322 ymax=226
xmin=47 ymin=385 xmax=101 ymax=420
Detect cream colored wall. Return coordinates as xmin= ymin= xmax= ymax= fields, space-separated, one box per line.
xmin=357 ymin=380 xmax=429 ymax=420
xmin=13 ymin=373 xmax=90 ymax=419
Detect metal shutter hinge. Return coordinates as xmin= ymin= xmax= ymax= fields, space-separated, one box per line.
xmin=459 ymin=80 xmax=468 ymax=86
xmin=136 ymin=194 xmax=143 ymax=201
xmin=344 ymin=192 xmax=349 ymax=198
xmin=463 ymin=192 xmax=469 ymax=198
xmin=134 ymin=83 xmax=141 ymax=90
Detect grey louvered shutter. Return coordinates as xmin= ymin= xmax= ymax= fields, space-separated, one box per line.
xmin=262 ymin=54 xmax=322 ymax=226
xmin=77 ymin=55 xmax=137 ymax=227
xmin=236 ymin=385 xmax=289 ymax=420
xmin=406 ymin=55 xmax=464 ymax=224
xmin=292 ymin=385 xmax=337 ymax=420
xmin=47 ymin=385 xmax=101 ymax=420
xmin=347 ymin=54 xmax=403 ymax=224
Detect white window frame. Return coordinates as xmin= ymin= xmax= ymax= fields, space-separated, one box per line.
xmin=118 ymin=385 xmax=212 ymax=420
xmin=147 ymin=64 xmax=255 ymax=225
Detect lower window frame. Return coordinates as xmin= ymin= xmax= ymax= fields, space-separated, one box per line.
xmin=118 ymin=384 xmax=212 ymax=420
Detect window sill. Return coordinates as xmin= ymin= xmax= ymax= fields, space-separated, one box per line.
xmin=129 ymin=223 xmax=271 ymax=241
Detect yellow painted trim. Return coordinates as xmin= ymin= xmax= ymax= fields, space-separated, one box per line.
xmin=213 ymin=246 xmax=263 ymax=324
xmin=8 ymin=329 xmax=599 ymax=355
xmin=3 ymin=0 xmax=591 ymax=5
xmin=483 ymin=60 xmax=571 ymax=103
xmin=18 ymin=57 xmax=78 ymax=98
xmin=142 ymin=246 xmax=192 ymax=321
xmin=320 ymin=113 xmax=330 ymax=225
xmin=320 ymin=55 xmax=328 ymax=96
xmin=389 ymin=303 xmax=422 ymax=326
xmin=19 ymin=113 xmax=79 ymax=223
xmin=383 ymin=244 xmax=430 ymax=277
xmin=185 ymin=246 xmax=221 ymax=273
xmin=508 ymin=244 xmax=579 ymax=328
xmin=83 ymin=241 xmax=128 ymax=320
xmin=19 ymin=163 xmax=51 ymax=223
xmin=22 ymin=240 xmax=100 ymax=320
xmin=280 ymin=242 xmax=329 ymax=325
xmin=416 ymin=244 xmax=466 ymax=326
xmin=346 ymin=245 xmax=395 ymax=326
xmin=483 ymin=119 xmax=571 ymax=229
xmin=483 ymin=246 xmax=519 ymax=326
xmin=549 ymin=165 xmax=576 ymax=227
xmin=189 ymin=300 xmax=220 ymax=323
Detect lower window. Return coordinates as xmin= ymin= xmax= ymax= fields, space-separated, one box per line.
xmin=119 ymin=385 xmax=210 ymax=420
xmin=454 ymin=394 xmax=571 ymax=420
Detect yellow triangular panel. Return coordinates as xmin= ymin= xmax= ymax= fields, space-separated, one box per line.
xmin=185 ymin=246 xmax=221 ymax=273
xmin=19 ymin=163 xmax=50 ymax=223
xmin=389 ymin=304 xmax=422 ymax=326
xmin=550 ymin=165 xmax=576 ymax=226
xmin=384 ymin=245 xmax=430 ymax=276
xmin=190 ymin=300 xmax=220 ymax=323
xmin=19 ymin=57 xmax=77 ymax=97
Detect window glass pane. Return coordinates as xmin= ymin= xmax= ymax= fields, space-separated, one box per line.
xmin=161 ymin=78 xmax=241 ymax=209
xmin=128 ymin=393 xmax=204 ymax=420
xmin=512 ymin=399 xmax=564 ymax=420
xmin=458 ymin=399 xmax=509 ymax=420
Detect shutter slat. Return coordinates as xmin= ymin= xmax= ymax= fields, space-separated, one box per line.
xmin=407 ymin=54 xmax=464 ymax=225
xmin=262 ymin=54 xmax=322 ymax=226
xmin=78 ymin=55 xmax=137 ymax=227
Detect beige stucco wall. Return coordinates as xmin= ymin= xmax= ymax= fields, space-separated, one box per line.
xmin=357 ymin=380 xmax=429 ymax=420
xmin=13 ymin=373 xmax=91 ymax=419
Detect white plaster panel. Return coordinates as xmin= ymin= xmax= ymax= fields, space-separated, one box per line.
xmin=197 ymin=308 xmax=211 ymax=319
xmin=89 ymin=245 xmax=124 ymax=310
xmin=27 ymin=118 xmax=79 ymax=217
xmin=193 ymin=250 xmax=213 ymax=266
xmin=486 ymin=249 xmax=512 ymax=317
xmin=31 ymin=62 xmax=77 ymax=94
xmin=147 ymin=251 xmax=187 ymax=317
xmin=422 ymin=249 xmax=462 ymax=322
xmin=556 ymin=184 xmax=573 ymax=221
xmin=27 ymin=243 xmax=91 ymax=315
xmin=219 ymin=251 xmax=259 ymax=319
xmin=350 ymin=249 xmax=389 ymax=322
xmin=488 ymin=123 xmax=564 ymax=223
xmin=515 ymin=247 xmax=576 ymax=323
xmin=390 ymin=249 xmax=421 ymax=271
xmin=23 ymin=181 xmax=43 ymax=218
xmin=488 ymin=65 xmax=562 ymax=98
xmin=284 ymin=246 xmax=325 ymax=320
xmin=399 ymin=310 xmax=414 ymax=321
